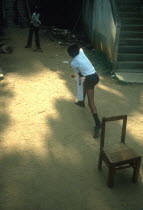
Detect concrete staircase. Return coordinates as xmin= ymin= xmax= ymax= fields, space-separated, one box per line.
xmin=117 ymin=0 xmax=143 ymax=73
xmin=4 ymin=0 xmax=29 ymax=27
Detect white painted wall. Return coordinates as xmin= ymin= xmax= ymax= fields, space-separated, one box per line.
xmin=82 ymin=0 xmax=116 ymax=61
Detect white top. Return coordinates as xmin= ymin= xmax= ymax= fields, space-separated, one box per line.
xmin=71 ymin=48 xmax=96 ymax=76
xmin=31 ymin=13 xmax=41 ymax=27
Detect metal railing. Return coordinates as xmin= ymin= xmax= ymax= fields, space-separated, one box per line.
xmin=110 ymin=0 xmax=121 ymax=70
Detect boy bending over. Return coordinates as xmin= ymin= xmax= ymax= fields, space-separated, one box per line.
xmin=67 ymin=44 xmax=101 ymax=138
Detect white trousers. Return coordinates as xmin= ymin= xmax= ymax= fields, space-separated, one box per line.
xmin=77 ymin=74 xmax=84 ymax=101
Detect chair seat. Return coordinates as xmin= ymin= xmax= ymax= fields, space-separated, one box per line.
xmin=103 ymin=144 xmax=141 ymax=164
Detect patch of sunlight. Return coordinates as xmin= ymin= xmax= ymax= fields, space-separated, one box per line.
xmin=126 ymin=114 xmax=143 ymax=142
xmin=0 ymin=62 xmax=76 ymax=159
xmin=100 ymin=41 xmax=103 ymax=51
xmin=99 ymin=84 xmax=125 ymax=98
xmin=107 ymin=46 xmax=112 ymax=59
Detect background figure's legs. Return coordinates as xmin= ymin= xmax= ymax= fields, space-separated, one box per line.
xmin=35 ymin=28 xmax=40 ymax=49
xmin=26 ymin=27 xmax=33 ymax=47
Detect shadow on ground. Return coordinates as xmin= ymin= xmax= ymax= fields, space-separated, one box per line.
xmin=0 ymin=81 xmax=14 ymax=134
xmin=0 ymin=28 xmax=143 ymax=210
xmin=0 ymin=98 xmax=143 ymax=210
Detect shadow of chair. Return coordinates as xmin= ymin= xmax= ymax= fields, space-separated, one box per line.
xmin=98 ymin=115 xmax=142 ymax=188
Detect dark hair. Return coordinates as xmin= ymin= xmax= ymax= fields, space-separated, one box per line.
xmin=67 ymin=44 xmax=79 ymax=58
xmin=34 ymin=6 xmax=39 ymax=13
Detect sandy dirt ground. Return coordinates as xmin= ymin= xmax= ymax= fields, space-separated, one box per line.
xmin=0 ymin=28 xmax=143 ymax=210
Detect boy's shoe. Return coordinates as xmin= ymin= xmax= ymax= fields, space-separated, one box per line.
xmin=37 ymin=48 xmax=43 ymax=52
xmin=75 ymin=101 xmax=85 ymax=107
xmin=34 ymin=48 xmax=43 ymax=52
xmin=93 ymin=123 xmax=102 ymax=138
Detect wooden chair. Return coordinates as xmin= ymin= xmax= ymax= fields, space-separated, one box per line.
xmin=98 ymin=115 xmax=142 ymax=188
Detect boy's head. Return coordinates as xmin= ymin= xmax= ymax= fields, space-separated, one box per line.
xmin=34 ymin=6 xmax=39 ymax=14
xmin=67 ymin=44 xmax=79 ymax=58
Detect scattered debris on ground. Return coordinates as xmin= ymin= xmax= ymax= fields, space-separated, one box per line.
xmin=0 ymin=43 xmax=13 ymax=54
xmin=41 ymin=26 xmax=90 ymax=47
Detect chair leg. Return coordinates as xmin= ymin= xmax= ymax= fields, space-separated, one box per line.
xmin=132 ymin=157 xmax=141 ymax=183
xmin=107 ymin=167 xmax=115 ymax=188
xmin=98 ymin=152 xmax=103 ymax=170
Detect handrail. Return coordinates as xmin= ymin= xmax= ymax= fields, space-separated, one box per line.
xmin=110 ymin=0 xmax=121 ymax=69
xmin=25 ymin=0 xmax=31 ymax=21
xmin=110 ymin=0 xmax=120 ymax=25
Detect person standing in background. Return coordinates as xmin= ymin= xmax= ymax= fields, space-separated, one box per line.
xmin=25 ymin=6 xmax=42 ymax=51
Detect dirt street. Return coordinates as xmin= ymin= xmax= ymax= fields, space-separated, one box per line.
xmin=0 ymin=28 xmax=143 ymax=210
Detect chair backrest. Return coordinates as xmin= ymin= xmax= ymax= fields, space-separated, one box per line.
xmin=100 ymin=115 xmax=127 ymax=150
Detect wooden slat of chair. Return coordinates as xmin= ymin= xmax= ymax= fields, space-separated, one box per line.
xmin=103 ymin=146 xmax=141 ymax=164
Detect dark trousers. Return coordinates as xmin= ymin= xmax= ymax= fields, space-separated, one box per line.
xmin=26 ymin=24 xmax=40 ymax=48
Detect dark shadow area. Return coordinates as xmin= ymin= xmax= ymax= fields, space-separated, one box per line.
xmin=28 ymin=0 xmax=83 ymax=29
xmin=5 ymin=29 xmax=90 ymax=76
xmin=0 ymin=81 xmax=14 ymax=134
xmin=0 ymin=97 xmax=142 ymax=210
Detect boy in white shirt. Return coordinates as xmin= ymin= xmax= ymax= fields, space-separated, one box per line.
xmin=67 ymin=44 xmax=101 ymax=138
xmin=25 ymin=6 xmax=42 ymax=51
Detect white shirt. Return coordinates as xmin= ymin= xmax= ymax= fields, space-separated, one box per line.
xmin=71 ymin=48 xmax=96 ymax=76
xmin=31 ymin=13 xmax=41 ymax=27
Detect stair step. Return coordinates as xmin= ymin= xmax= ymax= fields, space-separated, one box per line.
xmin=118 ymin=53 xmax=143 ymax=61
xmin=120 ymin=31 xmax=143 ymax=39
xmin=119 ymin=46 xmax=143 ymax=53
xmin=116 ymin=68 xmax=143 ymax=74
xmin=118 ymin=2 xmax=143 ymax=7
xmin=120 ymin=0 xmax=141 ymax=2
xmin=119 ymin=6 xmax=142 ymax=12
xmin=117 ymin=68 xmax=143 ymax=73
xmin=117 ymin=61 xmax=143 ymax=69
xmin=121 ymin=18 xmax=143 ymax=24
xmin=121 ymin=24 xmax=143 ymax=31
xmin=120 ymin=39 xmax=143 ymax=46
xmin=119 ymin=0 xmax=143 ymax=1
xmin=119 ymin=12 xmax=143 ymax=18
